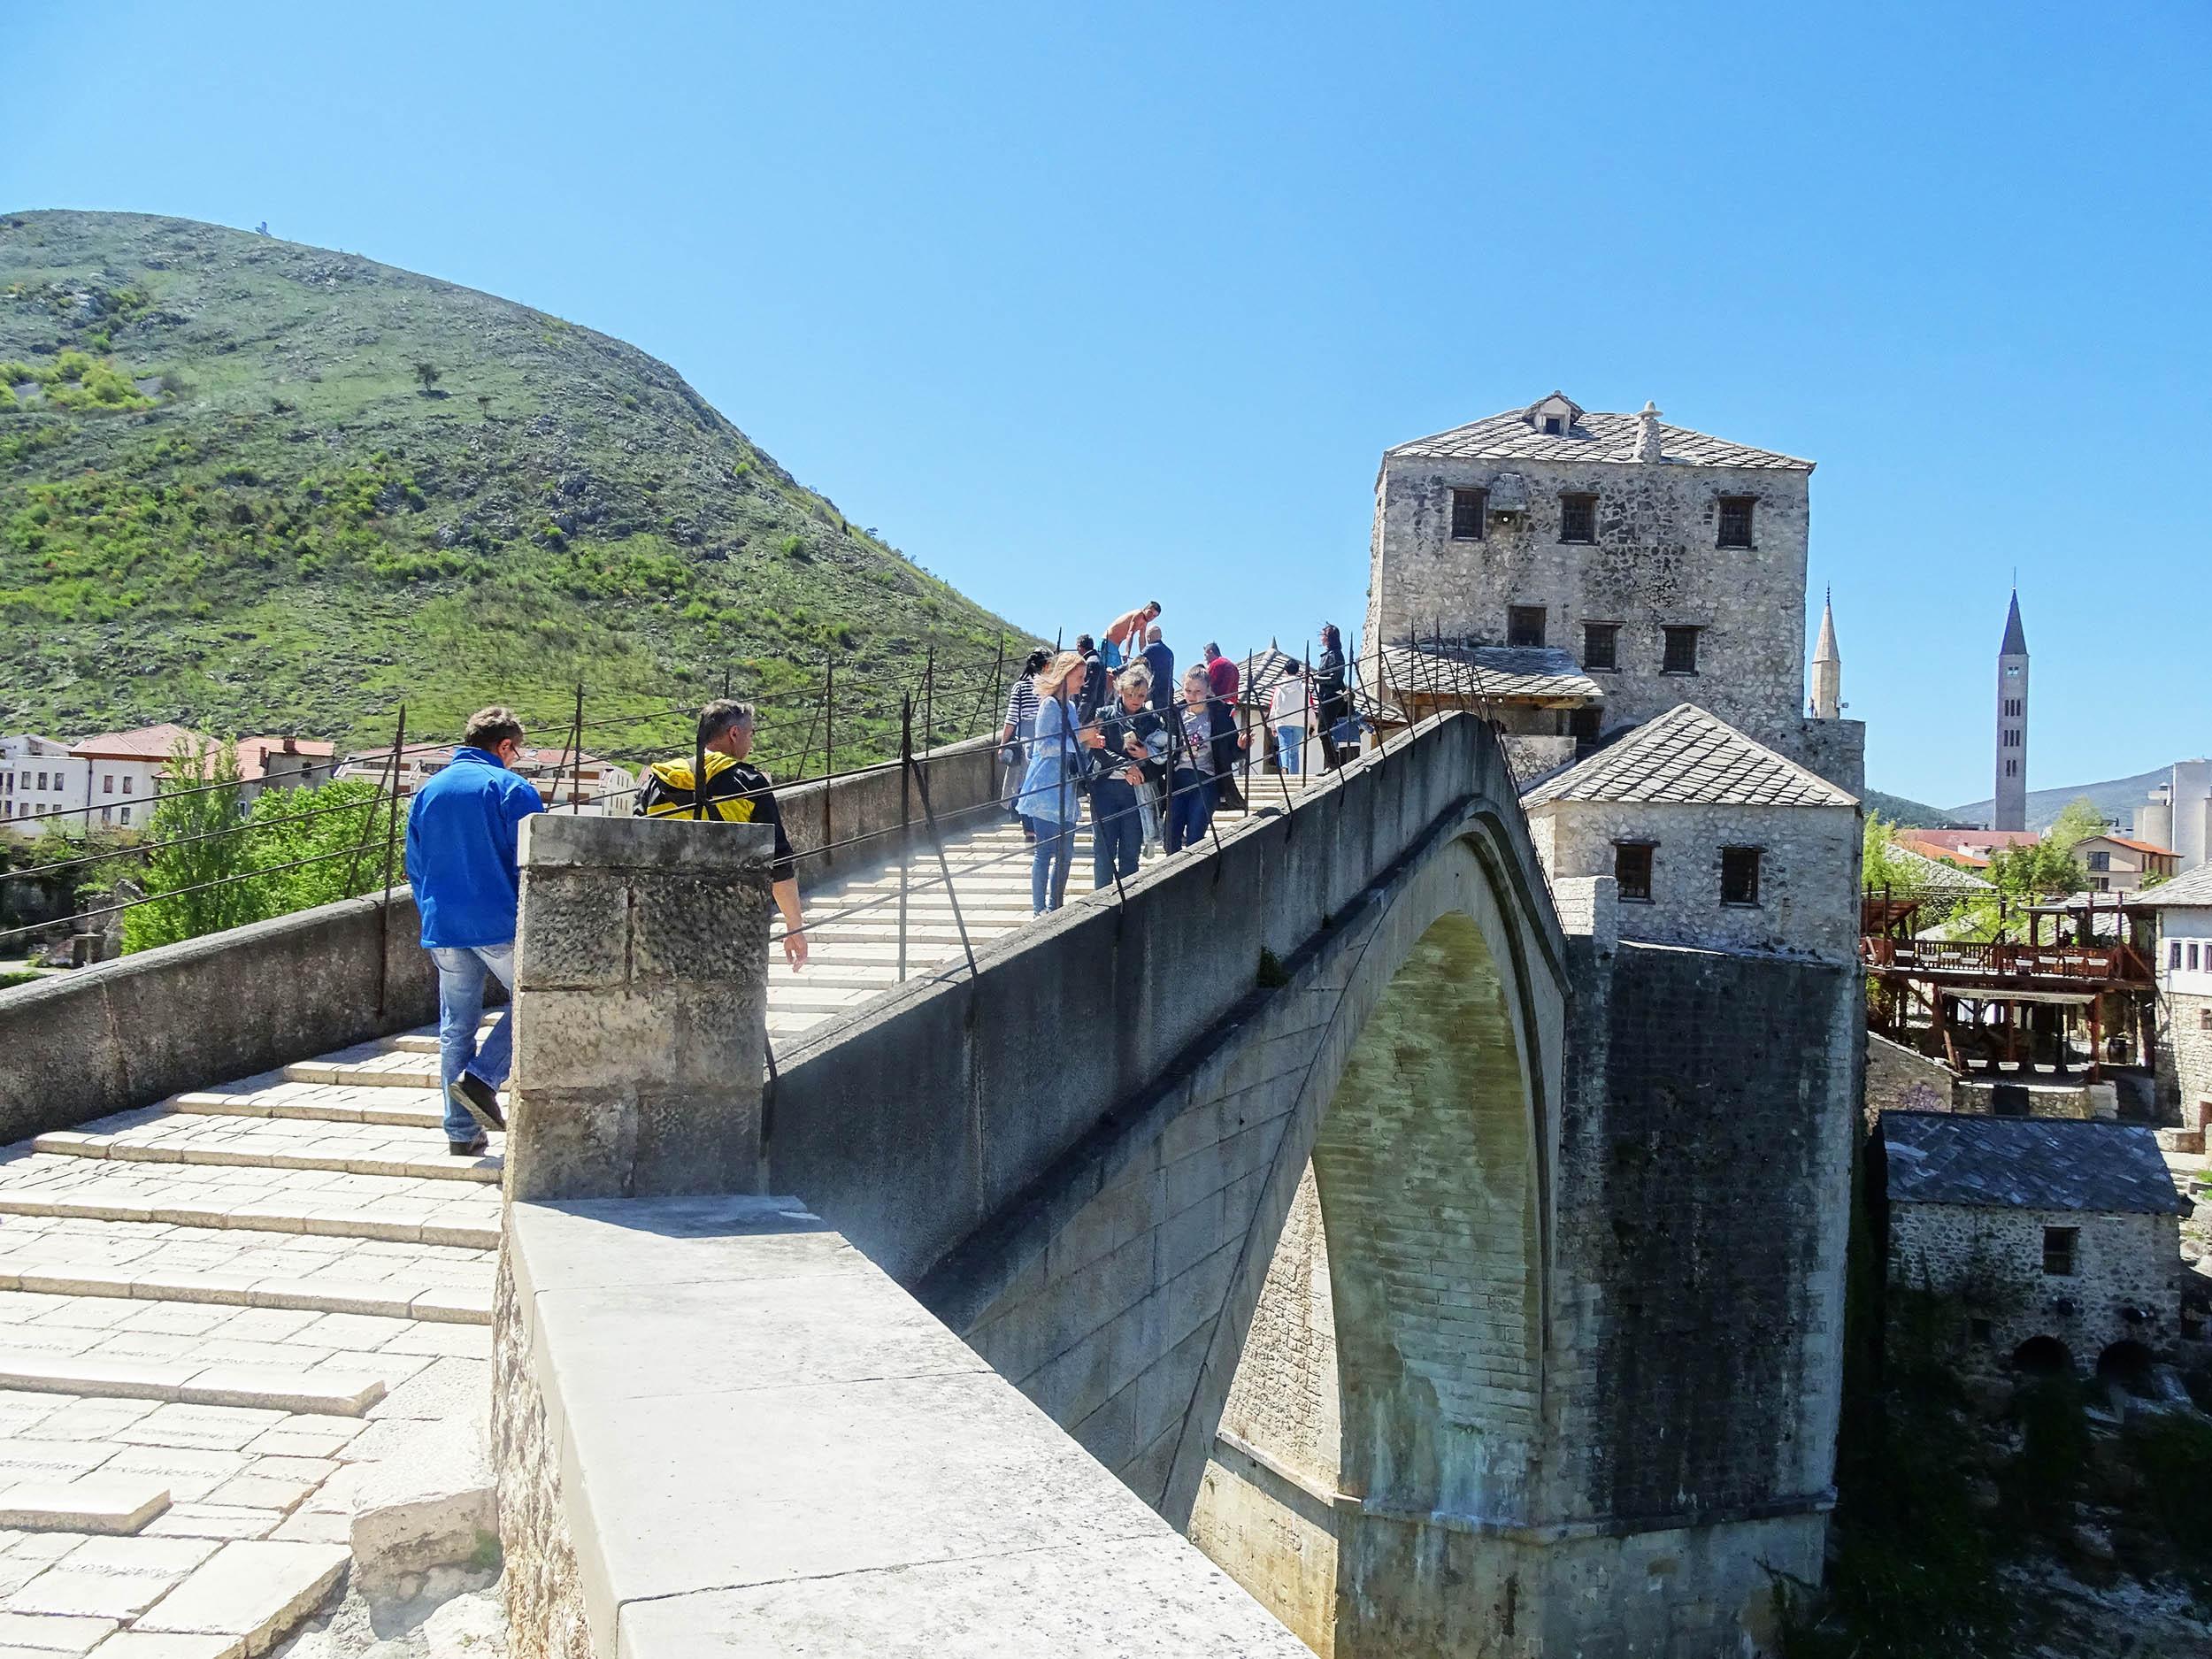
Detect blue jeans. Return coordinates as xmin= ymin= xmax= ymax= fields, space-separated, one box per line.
xmin=1090 ymin=779 xmax=1143 ymax=887
xmin=1276 ymin=725 xmax=1304 ymax=775
xmin=1025 ymin=815 xmax=1075 ymax=912
xmin=1166 ymin=770 xmax=1213 ymax=852
xmin=429 ymin=944 xmax=514 ymax=1142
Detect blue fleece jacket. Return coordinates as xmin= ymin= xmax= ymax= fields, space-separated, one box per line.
xmin=403 ymin=748 xmax=544 ymax=949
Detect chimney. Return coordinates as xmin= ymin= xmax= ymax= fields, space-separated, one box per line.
xmin=1632 ymin=400 xmax=1664 ymax=464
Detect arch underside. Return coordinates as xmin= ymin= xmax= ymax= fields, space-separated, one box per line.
xmin=1189 ymin=837 xmax=1553 ymax=1657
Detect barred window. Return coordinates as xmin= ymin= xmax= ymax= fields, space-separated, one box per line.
xmin=1717 ymin=496 xmax=1755 ymax=548
xmin=1449 ymin=488 xmax=1486 ymax=541
xmin=1582 ymin=622 xmax=1619 ymax=672
xmin=1614 ymin=842 xmax=1654 ymax=902
xmin=1663 ymin=626 xmax=1701 ymax=675
xmin=1559 ymin=493 xmax=1597 ymax=543
xmin=1507 ymin=605 xmax=1547 ymax=648
xmin=2042 ymin=1226 xmax=2078 ymax=1278
xmin=1721 ymin=846 xmax=1762 ymax=906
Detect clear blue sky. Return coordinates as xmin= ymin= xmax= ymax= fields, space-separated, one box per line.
xmin=4 ymin=1 xmax=2206 ymax=808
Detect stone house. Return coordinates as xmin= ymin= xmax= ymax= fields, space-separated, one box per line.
xmin=1881 ymin=1111 xmax=2188 ymax=1378
xmin=1363 ymin=390 xmax=1863 ymax=791
xmin=2138 ymin=863 xmax=2212 ymax=1128
xmin=1520 ymin=702 xmax=1861 ymax=963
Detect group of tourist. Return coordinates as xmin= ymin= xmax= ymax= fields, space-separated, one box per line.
xmin=401 ymin=625 xmax=1359 ymax=1157
xmin=995 ymin=606 xmax=1356 ymax=915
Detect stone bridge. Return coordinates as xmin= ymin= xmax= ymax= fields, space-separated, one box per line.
xmin=495 ymin=709 xmax=1857 ymax=1657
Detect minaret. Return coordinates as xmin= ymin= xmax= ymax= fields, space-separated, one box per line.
xmin=1809 ymin=588 xmax=1842 ymax=719
xmin=1994 ymin=590 xmax=2029 ymax=831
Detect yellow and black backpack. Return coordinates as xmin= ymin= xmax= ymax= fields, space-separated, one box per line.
xmin=635 ymin=753 xmax=763 ymax=822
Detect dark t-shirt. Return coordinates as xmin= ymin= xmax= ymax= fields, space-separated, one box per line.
xmin=635 ymin=755 xmax=795 ymax=882
xmin=1141 ymin=641 xmax=1175 ymax=710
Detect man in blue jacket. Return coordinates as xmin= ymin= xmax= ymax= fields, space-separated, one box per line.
xmin=403 ymin=706 xmax=544 ymax=1155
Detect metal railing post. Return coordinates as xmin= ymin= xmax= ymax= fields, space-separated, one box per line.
xmin=375 ymin=705 xmax=406 ymax=1021
xmin=898 ymin=695 xmax=912 ymax=983
xmin=908 ymin=733 xmax=978 ymax=979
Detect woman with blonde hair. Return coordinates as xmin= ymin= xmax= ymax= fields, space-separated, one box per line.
xmin=1016 ymin=650 xmax=1103 ymax=913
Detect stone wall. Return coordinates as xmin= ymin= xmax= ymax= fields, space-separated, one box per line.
xmin=1866 ymin=1032 xmax=1955 ymax=1121
xmin=0 ymin=885 xmax=435 ymax=1143
xmin=780 ymin=734 xmax=1000 ymax=891
xmin=2154 ymin=987 xmax=2212 ymax=1125
xmin=1886 ymin=1202 xmax=2183 ymax=1372
xmin=1366 ymin=453 xmax=1811 ymax=757
xmin=1793 ymin=716 xmax=1866 ymax=796
xmin=1528 ymin=798 xmax=1861 ymax=963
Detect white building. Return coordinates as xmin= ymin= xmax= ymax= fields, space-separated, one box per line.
xmin=336 ymin=743 xmax=639 ymax=816
xmin=68 ymin=725 xmax=206 ymax=832
xmin=0 ymin=735 xmax=92 ymax=838
xmin=2139 ymin=863 xmax=2212 ymax=1131
xmin=2137 ymin=758 xmax=2211 ymax=873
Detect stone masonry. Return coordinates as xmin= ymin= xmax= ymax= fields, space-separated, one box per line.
xmin=504 ymin=814 xmax=772 ymax=1202
xmin=1365 ymin=396 xmax=1816 ymax=757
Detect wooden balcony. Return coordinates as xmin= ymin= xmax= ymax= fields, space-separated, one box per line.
xmin=1861 ymin=935 xmax=2154 ymax=987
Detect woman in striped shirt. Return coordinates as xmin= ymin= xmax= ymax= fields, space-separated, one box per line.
xmin=998 ymin=649 xmax=1049 ymax=841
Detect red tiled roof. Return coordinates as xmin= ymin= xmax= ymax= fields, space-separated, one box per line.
xmin=69 ymin=723 xmax=205 ymax=760
xmin=1898 ymin=828 xmax=2041 ymax=854
xmin=2100 ymin=834 xmax=2177 ymax=857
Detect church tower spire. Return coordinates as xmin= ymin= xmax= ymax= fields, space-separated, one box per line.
xmin=1809 ymin=588 xmax=1841 ymax=719
xmin=1994 ymin=590 xmax=2030 ymax=831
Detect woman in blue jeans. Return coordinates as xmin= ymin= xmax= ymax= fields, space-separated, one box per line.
xmin=1087 ymin=664 xmax=1158 ymax=889
xmin=1016 ymin=652 xmax=1102 ymax=913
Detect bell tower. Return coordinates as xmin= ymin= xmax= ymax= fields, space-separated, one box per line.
xmin=1994 ymin=590 xmax=2029 ymax=831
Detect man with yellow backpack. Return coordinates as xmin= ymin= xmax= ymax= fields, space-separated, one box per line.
xmin=635 ymin=699 xmax=808 ymax=968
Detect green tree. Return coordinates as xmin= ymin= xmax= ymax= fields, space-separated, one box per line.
xmin=238 ymin=777 xmax=388 ymax=913
xmin=413 ymin=361 xmax=442 ymax=394
xmin=2043 ymin=795 xmax=2106 ymax=854
xmin=123 ymin=739 xmax=255 ymax=951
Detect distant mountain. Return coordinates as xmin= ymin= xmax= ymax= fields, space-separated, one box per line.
xmin=1947 ymin=768 xmax=2170 ymax=834
xmin=0 ymin=210 xmax=1034 ymax=760
xmin=1863 ymin=788 xmax=1964 ymax=829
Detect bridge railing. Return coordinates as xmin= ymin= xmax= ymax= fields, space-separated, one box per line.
xmin=1861 ymin=935 xmax=2153 ymax=984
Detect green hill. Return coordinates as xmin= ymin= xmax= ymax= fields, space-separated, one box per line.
xmin=1863 ymin=787 xmax=1963 ymax=829
xmin=0 ymin=210 xmax=1032 ymax=768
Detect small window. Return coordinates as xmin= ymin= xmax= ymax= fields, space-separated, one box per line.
xmin=1507 ymin=605 xmax=1547 ymax=648
xmin=1449 ymin=488 xmax=1486 ymax=541
xmin=1614 ymin=842 xmax=1654 ymax=902
xmin=2192 ymin=943 xmax=2202 ymax=972
xmin=1582 ymin=623 xmax=1619 ymax=672
xmin=2200 ymin=1009 xmax=2212 ymax=1032
xmin=1970 ymin=1317 xmax=1993 ymax=1345
xmin=2172 ymin=941 xmax=2184 ymax=970
xmin=1720 ymin=846 xmax=1762 ymax=906
xmin=2042 ymin=1226 xmax=2078 ymax=1278
xmin=2087 ymin=851 xmax=2109 ymax=872
xmin=1662 ymin=626 xmax=1701 ymax=675
xmin=103 ymin=774 xmax=114 ymax=795
xmin=121 ymin=776 xmax=133 ymax=795
xmin=1717 ymin=496 xmax=1755 ymax=549
xmin=119 ymin=806 xmax=131 ymax=825
xmin=35 ymin=771 xmax=45 ymax=790
xmin=1541 ymin=416 xmax=1563 ymax=435
xmin=2093 ymin=877 xmax=2109 ymax=892
xmin=1558 ymin=493 xmax=1596 ymax=543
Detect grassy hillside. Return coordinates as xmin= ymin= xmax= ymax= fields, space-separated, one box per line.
xmin=1863 ymin=787 xmax=1963 ymax=829
xmin=0 ymin=210 xmax=1033 ymax=768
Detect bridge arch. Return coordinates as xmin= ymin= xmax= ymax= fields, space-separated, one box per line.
xmin=1178 ymin=825 xmax=1565 ymax=1655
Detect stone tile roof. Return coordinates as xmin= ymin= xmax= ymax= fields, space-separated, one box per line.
xmin=2131 ymin=862 xmax=2212 ymax=909
xmin=1519 ymin=703 xmax=1856 ymax=810
xmin=1379 ymin=641 xmax=1603 ymax=704
xmin=1881 ymin=1112 xmax=2188 ymax=1216
xmin=1888 ymin=843 xmax=1993 ymax=893
xmin=1387 ymin=407 xmax=1813 ymax=472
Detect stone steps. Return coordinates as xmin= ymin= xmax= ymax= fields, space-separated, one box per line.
xmin=0 ymin=1351 xmax=387 ymax=1417
xmin=30 ymin=1116 xmax=502 ymax=1186
xmin=0 ymin=1162 xmax=501 ymax=1250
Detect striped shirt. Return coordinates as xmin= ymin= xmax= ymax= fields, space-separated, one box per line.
xmin=1003 ymin=675 xmax=1041 ymax=732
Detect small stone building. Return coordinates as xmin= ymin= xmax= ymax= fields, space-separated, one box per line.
xmin=1882 ymin=1111 xmax=2188 ymax=1379
xmin=2139 ymin=864 xmax=2212 ymax=1129
xmin=1520 ymin=703 xmax=1861 ymax=962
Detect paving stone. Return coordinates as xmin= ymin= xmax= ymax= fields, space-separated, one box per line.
xmin=82 ymin=1633 xmax=244 ymax=1659
xmin=6 ymin=1565 xmax=180 ymax=1620
xmin=132 ymin=1540 xmax=347 ymax=1656
xmin=54 ymin=1537 xmax=219 ymax=1577
xmin=0 ymin=1611 xmax=117 ymax=1654
xmin=136 ymin=1511 xmax=280 ymax=1544
xmin=0 ymin=1479 xmax=169 ymax=1537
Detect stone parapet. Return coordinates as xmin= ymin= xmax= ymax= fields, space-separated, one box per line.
xmin=491 ymin=1192 xmax=1312 ymax=1659
xmin=507 ymin=815 xmax=772 ymax=1202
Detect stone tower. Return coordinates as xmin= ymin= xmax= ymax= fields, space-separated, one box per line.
xmin=1809 ymin=588 xmax=1842 ymax=719
xmin=1994 ymin=590 xmax=2030 ymax=831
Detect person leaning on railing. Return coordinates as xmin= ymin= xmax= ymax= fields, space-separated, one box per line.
xmin=635 ymin=699 xmax=807 ymax=970
xmin=1086 ymin=664 xmax=1159 ymax=890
